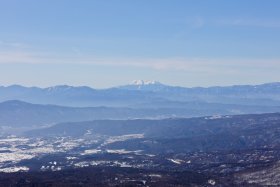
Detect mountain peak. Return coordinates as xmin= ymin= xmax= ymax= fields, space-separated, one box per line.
xmin=130 ymin=80 xmax=162 ymax=86
xmin=45 ymin=85 xmax=74 ymax=92
xmin=116 ymin=80 xmax=170 ymax=91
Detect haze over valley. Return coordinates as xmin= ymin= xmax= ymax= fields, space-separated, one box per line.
xmin=0 ymin=81 xmax=280 ymax=186
xmin=1 ymin=0 xmax=280 ymax=186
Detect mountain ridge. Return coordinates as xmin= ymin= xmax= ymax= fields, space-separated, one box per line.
xmin=1 ymin=81 xmax=280 ymax=107
xmin=1 ymin=100 xmax=280 ymax=130
xmin=2 ymin=81 xmax=280 ymax=90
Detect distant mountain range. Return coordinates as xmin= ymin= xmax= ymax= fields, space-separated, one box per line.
xmin=1 ymin=81 xmax=280 ymax=132
xmin=1 ymin=81 xmax=280 ymax=107
xmin=1 ymin=100 xmax=280 ymax=130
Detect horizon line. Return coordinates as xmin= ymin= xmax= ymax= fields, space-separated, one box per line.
xmin=0 ymin=80 xmax=280 ymax=90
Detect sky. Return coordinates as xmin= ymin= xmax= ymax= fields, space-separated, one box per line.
xmin=0 ymin=0 xmax=280 ymax=88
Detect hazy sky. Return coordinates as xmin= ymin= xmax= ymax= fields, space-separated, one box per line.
xmin=0 ymin=0 xmax=279 ymax=88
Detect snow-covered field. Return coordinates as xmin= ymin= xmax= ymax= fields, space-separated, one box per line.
xmin=0 ymin=134 xmax=145 ymax=173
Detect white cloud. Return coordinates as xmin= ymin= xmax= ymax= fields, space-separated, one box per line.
xmin=0 ymin=50 xmax=279 ymax=75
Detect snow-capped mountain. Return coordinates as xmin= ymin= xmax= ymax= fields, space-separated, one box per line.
xmin=118 ymin=80 xmax=176 ymax=91
xmin=0 ymin=82 xmax=280 ymax=107
xmin=130 ymin=80 xmax=161 ymax=86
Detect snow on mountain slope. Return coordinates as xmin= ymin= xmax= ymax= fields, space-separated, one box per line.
xmin=117 ymin=80 xmax=176 ymax=91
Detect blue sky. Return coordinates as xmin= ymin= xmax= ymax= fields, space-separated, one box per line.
xmin=0 ymin=0 xmax=279 ymax=88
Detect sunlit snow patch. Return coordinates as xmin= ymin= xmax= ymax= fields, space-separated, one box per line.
xmin=0 ymin=166 xmax=29 ymax=173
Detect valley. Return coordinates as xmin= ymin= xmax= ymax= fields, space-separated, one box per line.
xmin=0 ymin=113 xmax=280 ymax=186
